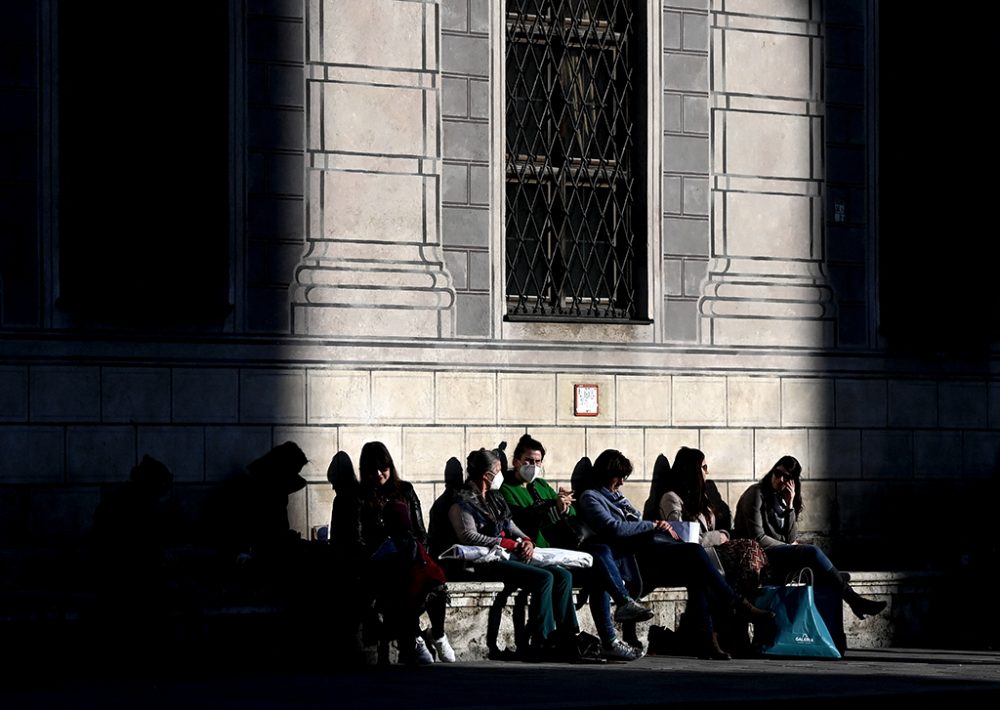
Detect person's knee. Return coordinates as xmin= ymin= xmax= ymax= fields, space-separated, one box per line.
xmin=670 ymin=541 xmax=709 ymax=566
xmin=799 ymin=544 xmax=826 ymax=564
xmin=532 ymin=569 xmax=555 ymax=594
xmin=551 ymin=566 xmax=573 ymax=586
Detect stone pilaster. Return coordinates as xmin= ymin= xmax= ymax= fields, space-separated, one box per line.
xmin=700 ymin=0 xmax=835 ymax=347
xmin=292 ymin=0 xmax=455 ymax=337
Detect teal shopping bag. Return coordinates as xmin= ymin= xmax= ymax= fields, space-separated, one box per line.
xmin=753 ymin=569 xmax=841 ymax=659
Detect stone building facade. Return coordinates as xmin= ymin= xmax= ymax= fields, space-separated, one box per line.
xmin=1 ymin=0 xmax=997 ymax=580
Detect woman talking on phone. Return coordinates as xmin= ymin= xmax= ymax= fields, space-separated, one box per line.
xmin=733 ymin=455 xmax=886 ymax=620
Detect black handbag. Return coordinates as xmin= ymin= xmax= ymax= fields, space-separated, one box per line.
xmin=523 ymin=481 xmax=596 ymax=550
xmin=543 ymin=514 xmax=597 ymax=551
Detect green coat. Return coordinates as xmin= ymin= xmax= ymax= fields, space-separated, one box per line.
xmin=500 ymin=478 xmax=576 ymax=548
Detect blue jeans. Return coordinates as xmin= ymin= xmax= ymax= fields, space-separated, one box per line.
xmin=583 ymin=542 xmax=634 ymax=644
xmin=761 ymin=543 xmax=842 ymax=591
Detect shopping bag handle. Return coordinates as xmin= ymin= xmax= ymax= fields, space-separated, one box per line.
xmin=785 ymin=566 xmax=814 ymax=587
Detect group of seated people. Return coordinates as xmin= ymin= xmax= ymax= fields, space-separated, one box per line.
xmin=88 ymin=434 xmax=888 ymax=667
xmin=318 ymin=434 xmax=888 ymax=665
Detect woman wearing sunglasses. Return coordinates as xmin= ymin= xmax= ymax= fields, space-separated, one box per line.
xmin=734 ymin=456 xmax=886 ymax=620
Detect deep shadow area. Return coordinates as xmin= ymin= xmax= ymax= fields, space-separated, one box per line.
xmin=0 ymin=445 xmax=362 ymax=688
xmin=874 ymin=6 xmax=997 ymax=354
xmin=3 ymin=650 xmax=1000 ymax=708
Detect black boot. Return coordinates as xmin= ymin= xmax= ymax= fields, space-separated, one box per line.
xmin=842 ymin=585 xmax=887 ymax=620
xmin=696 ymin=631 xmax=732 ymax=661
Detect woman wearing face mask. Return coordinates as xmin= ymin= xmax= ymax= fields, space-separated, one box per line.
xmin=499 ymin=435 xmax=651 ymax=661
xmin=499 ymin=434 xmax=575 ymax=546
xmin=447 ymin=448 xmax=586 ymax=661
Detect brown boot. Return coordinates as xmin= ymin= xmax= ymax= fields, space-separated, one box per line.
xmin=738 ymin=597 xmax=776 ymax=622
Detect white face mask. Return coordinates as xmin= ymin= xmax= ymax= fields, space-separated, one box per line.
xmin=489 ymin=470 xmax=504 ymax=490
xmin=519 ymin=463 xmax=542 ymax=484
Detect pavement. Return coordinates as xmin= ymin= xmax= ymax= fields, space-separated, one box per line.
xmin=3 ymin=647 xmax=999 ymax=708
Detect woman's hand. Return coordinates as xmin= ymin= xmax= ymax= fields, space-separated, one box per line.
xmin=653 ymin=520 xmax=681 ymax=541
xmin=780 ymin=480 xmax=795 ymax=505
xmin=718 ymin=531 xmax=730 ymax=543
xmin=517 ymin=538 xmax=535 ymax=561
xmin=557 ymin=487 xmax=575 ymax=514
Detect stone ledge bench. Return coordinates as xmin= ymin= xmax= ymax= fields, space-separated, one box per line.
xmin=442 ymin=570 xmax=950 ymax=660
xmin=0 ymin=552 xmax=964 ymax=663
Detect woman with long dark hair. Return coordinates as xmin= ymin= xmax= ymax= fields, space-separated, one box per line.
xmin=658 ymin=447 xmax=767 ymax=596
xmin=354 ymin=441 xmax=454 ymax=664
xmin=734 ymin=455 xmax=887 ymax=620
xmin=579 ymin=449 xmax=775 ymax=660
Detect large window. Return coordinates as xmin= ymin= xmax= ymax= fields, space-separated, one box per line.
xmin=505 ymin=0 xmax=645 ymax=321
xmin=875 ymin=4 xmax=996 ymax=352
xmin=58 ymin=2 xmax=230 ymax=326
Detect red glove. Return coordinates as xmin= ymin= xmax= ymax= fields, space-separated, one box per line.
xmin=498 ymin=536 xmax=518 ymax=551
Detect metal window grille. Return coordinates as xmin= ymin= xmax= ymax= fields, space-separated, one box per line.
xmin=505 ymin=0 xmax=645 ymax=321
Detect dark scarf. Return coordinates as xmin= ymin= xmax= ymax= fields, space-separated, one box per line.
xmin=761 ymin=483 xmax=793 ymax=540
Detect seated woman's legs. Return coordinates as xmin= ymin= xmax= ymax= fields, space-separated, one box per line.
xmin=763 ymin=543 xmax=835 ymax=583
xmin=632 ymin=541 xmax=717 ymax=656
xmin=645 ymin=540 xmax=742 ymax=609
xmin=639 ymin=540 xmax=773 ymax=659
xmin=479 ymin=559 xmax=558 ymax=648
xmin=485 ymin=584 xmax=529 ymax=657
xmin=588 ymin=589 xmax=615 ymax=645
xmin=424 ymin=593 xmax=456 ymax=662
xmin=426 ymin=593 xmax=446 ymax=640
xmin=585 ymin=543 xmax=631 ymax=607
xmin=546 ymin=564 xmax=580 ymax=639
xmin=585 ymin=545 xmax=622 ymax=645
xmin=765 ymin=543 xmax=887 ymax=619
xmin=584 ymin=543 xmax=651 ymax=648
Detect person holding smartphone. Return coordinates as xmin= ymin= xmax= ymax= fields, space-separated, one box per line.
xmin=734 ymin=455 xmax=887 ymax=620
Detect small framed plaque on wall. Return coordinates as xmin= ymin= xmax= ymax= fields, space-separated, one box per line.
xmin=574 ymin=384 xmax=599 ymax=417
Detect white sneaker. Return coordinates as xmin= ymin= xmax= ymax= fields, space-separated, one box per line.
xmin=433 ymin=633 xmax=456 ymax=663
xmin=404 ymin=636 xmax=434 ymax=665
xmin=603 ymin=637 xmax=644 ymax=661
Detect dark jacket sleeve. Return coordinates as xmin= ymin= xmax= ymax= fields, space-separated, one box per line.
xmin=402 ymin=482 xmax=428 ymax=544
xmin=579 ymin=489 xmax=655 ymax=540
xmin=734 ymin=484 xmax=785 ymax=549
xmin=330 ymin=494 xmax=365 ymax=559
